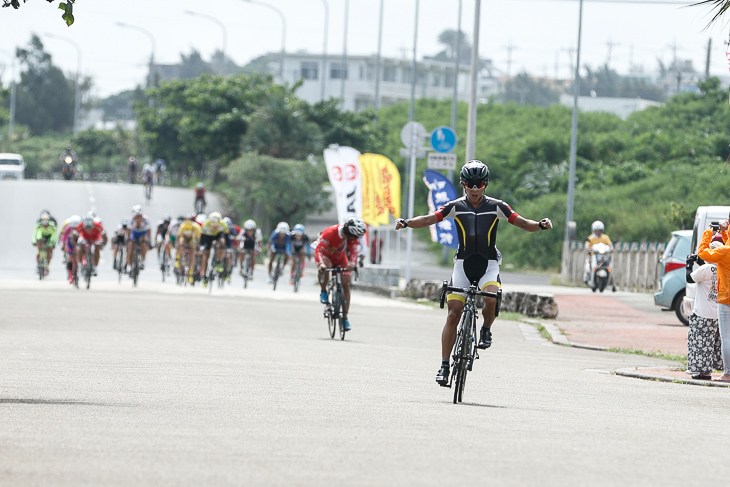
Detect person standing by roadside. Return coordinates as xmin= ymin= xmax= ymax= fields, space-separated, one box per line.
xmin=128 ymin=156 xmax=138 ymax=184
xmin=697 ymin=220 xmax=730 ymax=382
xmin=686 ymin=235 xmax=724 ymax=380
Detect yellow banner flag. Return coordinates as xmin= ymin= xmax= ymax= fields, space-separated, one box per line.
xmin=359 ymin=153 xmax=401 ymax=226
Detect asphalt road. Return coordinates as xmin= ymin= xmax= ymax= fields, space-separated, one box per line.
xmin=2 ymin=180 xmax=728 ymax=485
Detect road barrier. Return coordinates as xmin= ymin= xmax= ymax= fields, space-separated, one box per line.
xmin=560 ymin=240 xmax=666 ymax=293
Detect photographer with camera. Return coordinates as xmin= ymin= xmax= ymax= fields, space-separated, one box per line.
xmin=685 ymin=230 xmax=724 ymax=380
xmin=696 ymin=219 xmax=730 ymax=382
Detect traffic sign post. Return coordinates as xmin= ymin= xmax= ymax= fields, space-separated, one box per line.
xmin=427 ymin=153 xmax=457 ymax=170
xmin=430 ymin=125 xmax=457 ymax=153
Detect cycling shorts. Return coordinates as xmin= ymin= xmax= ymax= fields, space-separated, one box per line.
xmin=169 ymin=234 xmax=177 ymax=245
xmin=315 ymin=251 xmax=351 ymax=276
xmin=78 ymin=236 xmax=103 ymax=248
xmin=130 ymin=229 xmax=148 ymax=242
xmin=448 ymin=256 xmax=501 ymax=303
xmin=201 ymin=233 xmax=225 ymax=250
xmin=292 ymin=244 xmax=308 ymax=254
xmin=112 ymin=235 xmax=126 ymax=245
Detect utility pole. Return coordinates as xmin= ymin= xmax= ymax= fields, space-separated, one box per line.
xmin=605 ymin=39 xmax=619 ymax=70
xmin=504 ymin=42 xmax=516 ymax=79
xmin=705 ymin=38 xmax=712 ymax=79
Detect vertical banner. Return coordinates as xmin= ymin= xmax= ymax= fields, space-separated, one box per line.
xmin=323 ymin=146 xmax=363 ymax=224
xmin=423 ymin=169 xmax=459 ymax=249
xmin=359 ymin=153 xmax=401 ymax=227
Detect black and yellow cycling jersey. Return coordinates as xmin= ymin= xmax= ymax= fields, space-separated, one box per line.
xmin=434 ymin=195 xmax=517 ymax=261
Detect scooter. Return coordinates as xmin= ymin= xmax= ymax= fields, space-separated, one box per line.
xmin=61 ymin=155 xmax=76 ymax=180
xmin=589 ymin=242 xmax=614 ymax=293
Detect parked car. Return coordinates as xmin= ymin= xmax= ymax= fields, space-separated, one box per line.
xmin=0 ymin=153 xmax=25 ymax=180
xmin=654 ymin=229 xmax=692 ymax=325
xmin=681 ymin=206 xmax=730 ymax=322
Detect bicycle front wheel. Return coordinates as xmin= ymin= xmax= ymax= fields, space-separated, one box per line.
xmin=453 ymin=310 xmax=473 ymax=404
xmin=337 ymin=283 xmax=346 ymax=340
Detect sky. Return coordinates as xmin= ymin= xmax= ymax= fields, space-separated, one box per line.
xmin=1 ymin=0 xmax=728 ymax=99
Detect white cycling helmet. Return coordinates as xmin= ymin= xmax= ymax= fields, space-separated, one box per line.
xmin=276 ymin=222 xmax=290 ymax=234
xmin=69 ymin=214 xmax=81 ymax=227
xmin=196 ymin=214 xmax=206 ymax=225
xmin=131 ymin=205 xmax=143 ymax=217
xmin=343 ymin=217 xmax=366 ymax=238
xmin=591 ymin=220 xmax=604 ymax=233
xmin=244 ymin=219 xmax=256 ymax=230
xmin=209 ymin=211 xmax=222 ymax=223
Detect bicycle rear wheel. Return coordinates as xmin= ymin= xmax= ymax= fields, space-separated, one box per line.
xmin=293 ymin=258 xmax=301 ymax=293
xmin=117 ymin=248 xmax=124 ymax=284
xmin=337 ymin=283 xmax=346 ymax=340
xmin=242 ymin=254 xmax=251 ymax=288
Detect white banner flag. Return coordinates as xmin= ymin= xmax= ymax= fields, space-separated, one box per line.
xmin=323 ymin=145 xmax=363 ymax=224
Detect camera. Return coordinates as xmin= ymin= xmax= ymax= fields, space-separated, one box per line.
xmin=711 ymin=222 xmax=721 ymax=231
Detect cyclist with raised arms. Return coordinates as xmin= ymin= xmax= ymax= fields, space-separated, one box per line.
xmin=395 ymin=160 xmax=553 ymax=386
xmin=316 ymin=217 xmax=366 ymax=332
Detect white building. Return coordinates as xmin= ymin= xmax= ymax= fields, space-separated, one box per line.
xmin=267 ymin=52 xmax=500 ymax=111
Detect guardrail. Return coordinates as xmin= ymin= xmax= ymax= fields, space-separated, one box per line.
xmin=35 ymin=170 xmax=212 ymax=186
xmin=560 ymin=240 xmax=667 ymax=292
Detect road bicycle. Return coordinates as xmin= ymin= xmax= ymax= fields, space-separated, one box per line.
xmin=114 ymin=240 xmax=126 ymax=284
xmin=79 ymin=242 xmax=95 ymax=290
xmin=144 ymin=180 xmax=153 ymax=203
xmin=323 ymin=267 xmax=347 ymax=340
xmin=439 ymin=281 xmax=502 ymax=404
xmin=291 ymin=253 xmax=304 ymax=292
xmin=270 ymin=250 xmax=287 ymax=291
xmin=195 ymin=197 xmax=205 ymax=214
xmin=129 ymin=240 xmax=144 ymax=287
xmin=240 ymin=249 xmax=255 ymax=289
xmin=175 ymin=246 xmax=192 ymax=286
xmin=206 ymin=242 xmax=227 ymax=293
xmin=36 ymin=241 xmax=50 ymax=280
xmin=159 ymin=241 xmax=171 ymax=282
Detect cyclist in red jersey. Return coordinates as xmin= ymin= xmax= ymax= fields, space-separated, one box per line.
xmin=71 ymin=215 xmax=108 ymax=276
xmin=315 ymin=217 xmax=367 ymax=332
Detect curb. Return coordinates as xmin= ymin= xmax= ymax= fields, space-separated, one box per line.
xmin=614 ymin=367 xmax=730 ymax=388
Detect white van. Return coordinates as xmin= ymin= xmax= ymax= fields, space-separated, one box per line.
xmin=0 ymin=153 xmax=26 ymax=180
xmin=682 ymin=205 xmax=730 ymax=319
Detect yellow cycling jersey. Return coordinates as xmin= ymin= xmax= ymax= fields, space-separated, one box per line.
xmin=201 ymin=220 xmax=229 ymax=236
xmin=177 ymin=221 xmax=202 ymax=240
xmin=586 ymin=234 xmax=612 ymax=247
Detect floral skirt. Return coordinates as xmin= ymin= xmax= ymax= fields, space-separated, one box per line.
xmin=687 ymin=312 xmax=723 ymax=374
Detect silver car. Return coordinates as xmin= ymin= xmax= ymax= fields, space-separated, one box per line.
xmin=654 ymin=230 xmax=691 ymax=325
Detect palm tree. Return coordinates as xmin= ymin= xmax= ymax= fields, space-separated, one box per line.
xmin=693 ymin=1 xmax=730 ymax=26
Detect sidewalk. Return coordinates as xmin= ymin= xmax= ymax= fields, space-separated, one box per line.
xmin=543 ymin=293 xmax=730 ymax=388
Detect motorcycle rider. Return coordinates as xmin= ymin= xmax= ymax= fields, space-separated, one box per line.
xmin=60 ymin=145 xmax=77 ymax=180
xmin=584 ymin=220 xmax=615 ymax=290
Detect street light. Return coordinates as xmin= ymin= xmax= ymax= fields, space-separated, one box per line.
xmin=318 ymin=0 xmax=329 ymax=101
xmin=115 ymin=22 xmax=157 ymax=90
xmin=404 ymin=0 xmax=420 ymax=283
xmin=373 ymin=0 xmax=384 ymax=116
xmin=241 ymin=0 xmax=286 ymax=80
xmin=43 ymin=33 xmax=81 ymax=135
xmin=340 ymin=0 xmax=349 ymax=101
xmin=565 ymin=0 xmax=584 ymax=243
xmin=0 ymin=48 xmax=17 ymax=137
xmin=465 ymin=0 xmax=481 ymax=163
xmin=184 ymin=10 xmax=228 ymax=75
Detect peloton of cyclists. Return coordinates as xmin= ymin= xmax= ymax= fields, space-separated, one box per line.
xmin=175 ymin=213 xmax=202 ymax=284
xmin=200 ymin=211 xmax=230 ymax=287
xmin=31 ymin=212 xmax=58 ymax=275
xmin=71 ymin=213 xmax=108 ymax=276
xmin=315 ymin=217 xmax=367 ymax=332
xmin=239 ymin=219 xmax=263 ymax=277
xmin=287 ymin=223 xmax=311 ymax=284
xmin=394 ymin=160 xmax=553 ymax=386
xmin=127 ymin=205 xmax=152 ymax=272
xmin=267 ymin=222 xmax=291 ymax=283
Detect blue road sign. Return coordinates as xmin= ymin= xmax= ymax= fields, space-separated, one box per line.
xmin=430 ymin=126 xmax=457 ymax=153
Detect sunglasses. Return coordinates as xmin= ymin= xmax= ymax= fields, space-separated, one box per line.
xmin=462 ymin=181 xmax=486 ymax=190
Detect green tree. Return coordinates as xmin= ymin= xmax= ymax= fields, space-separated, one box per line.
xmin=3 ymin=0 xmax=75 ymax=25
xmin=15 ymin=34 xmax=75 ymax=135
xmin=179 ymin=50 xmax=214 ymax=80
xmin=244 ymin=91 xmax=323 ymax=159
xmin=222 ymin=153 xmax=332 ymax=225
xmin=72 ymin=128 xmax=126 ymax=173
xmin=305 ymin=98 xmax=385 ymax=153
xmin=135 ymin=74 xmax=281 ymax=173
xmin=99 ymin=87 xmax=146 ymax=121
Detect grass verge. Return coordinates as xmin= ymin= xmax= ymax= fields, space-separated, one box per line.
xmin=606 ymin=347 xmax=687 ymax=367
